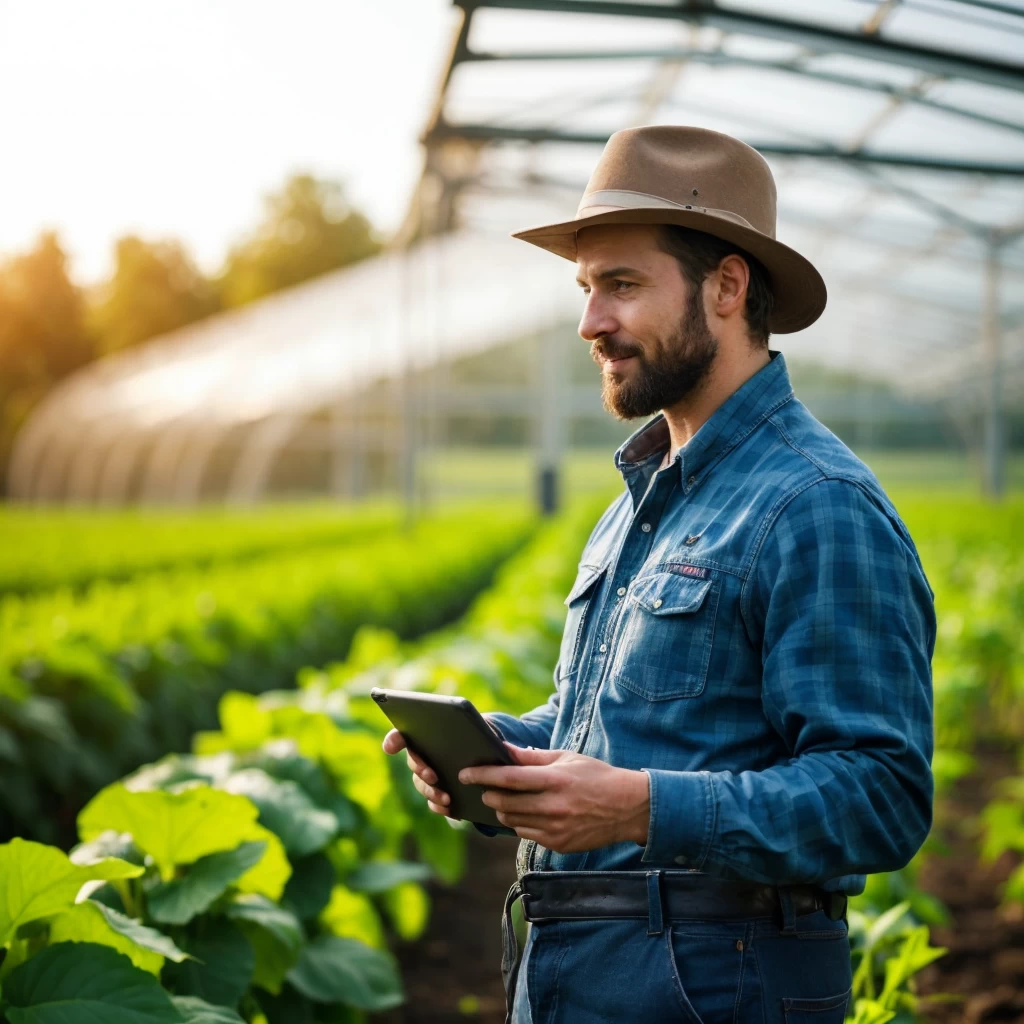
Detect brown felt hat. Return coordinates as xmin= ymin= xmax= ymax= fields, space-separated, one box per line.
xmin=511 ymin=124 xmax=826 ymax=334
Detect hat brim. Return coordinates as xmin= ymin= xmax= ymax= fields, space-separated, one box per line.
xmin=511 ymin=207 xmax=826 ymax=334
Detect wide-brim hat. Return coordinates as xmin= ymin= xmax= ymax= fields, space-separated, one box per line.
xmin=510 ymin=125 xmax=826 ymax=334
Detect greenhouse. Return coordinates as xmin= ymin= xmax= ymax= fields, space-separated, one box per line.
xmin=8 ymin=0 xmax=1023 ymax=505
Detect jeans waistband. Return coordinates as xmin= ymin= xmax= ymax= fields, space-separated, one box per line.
xmin=499 ymin=870 xmax=847 ymax=1024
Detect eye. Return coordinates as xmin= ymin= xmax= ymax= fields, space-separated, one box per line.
xmin=612 ymin=280 xmax=634 ymax=292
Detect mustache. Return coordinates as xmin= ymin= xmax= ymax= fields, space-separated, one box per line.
xmin=591 ymin=339 xmax=643 ymax=363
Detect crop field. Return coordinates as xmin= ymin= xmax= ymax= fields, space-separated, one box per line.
xmin=0 ymin=461 xmax=1019 ymax=1023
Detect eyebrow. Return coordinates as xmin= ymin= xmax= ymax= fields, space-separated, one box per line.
xmin=575 ymin=265 xmax=646 ymax=288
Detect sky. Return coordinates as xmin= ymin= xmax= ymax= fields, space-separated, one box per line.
xmin=0 ymin=0 xmax=458 ymax=283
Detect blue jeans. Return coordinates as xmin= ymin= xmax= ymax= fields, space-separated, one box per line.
xmin=511 ymin=907 xmax=852 ymax=1023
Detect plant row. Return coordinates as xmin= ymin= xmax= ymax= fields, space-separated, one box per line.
xmin=0 ymin=500 xmax=606 ymax=1022
xmin=0 ymin=500 xmax=399 ymax=596
xmin=0 ymin=504 xmax=534 ymax=843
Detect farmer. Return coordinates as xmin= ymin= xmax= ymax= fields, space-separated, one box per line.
xmin=383 ymin=125 xmax=936 ymax=1023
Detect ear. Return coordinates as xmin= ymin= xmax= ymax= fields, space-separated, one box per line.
xmin=711 ymin=254 xmax=749 ymax=319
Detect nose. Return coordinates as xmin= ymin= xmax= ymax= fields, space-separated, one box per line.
xmin=578 ymin=292 xmax=620 ymax=344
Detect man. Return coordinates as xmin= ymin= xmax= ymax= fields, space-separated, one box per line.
xmin=383 ymin=125 xmax=935 ymax=1024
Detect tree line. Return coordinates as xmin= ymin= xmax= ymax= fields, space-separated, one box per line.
xmin=0 ymin=174 xmax=381 ymax=491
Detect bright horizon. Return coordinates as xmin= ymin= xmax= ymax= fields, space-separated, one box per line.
xmin=0 ymin=0 xmax=457 ymax=284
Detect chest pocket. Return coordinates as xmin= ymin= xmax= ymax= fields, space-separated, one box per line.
xmin=558 ymin=562 xmax=606 ymax=681
xmin=612 ymin=568 xmax=721 ymax=700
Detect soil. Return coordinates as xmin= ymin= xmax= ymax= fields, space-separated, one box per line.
xmin=371 ymin=749 xmax=1024 ymax=1024
xmin=918 ymin=747 xmax=1024 ymax=1024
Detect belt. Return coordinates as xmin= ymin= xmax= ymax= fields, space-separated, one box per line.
xmin=500 ymin=870 xmax=847 ymax=1024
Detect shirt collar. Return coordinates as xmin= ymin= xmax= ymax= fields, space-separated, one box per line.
xmin=613 ymin=349 xmax=795 ymax=495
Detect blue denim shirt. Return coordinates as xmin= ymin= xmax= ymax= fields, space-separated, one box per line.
xmin=483 ymin=350 xmax=935 ymax=897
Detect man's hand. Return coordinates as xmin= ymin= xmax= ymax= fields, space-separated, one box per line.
xmin=460 ymin=747 xmax=651 ymax=853
xmin=380 ymin=718 xmax=512 ymax=817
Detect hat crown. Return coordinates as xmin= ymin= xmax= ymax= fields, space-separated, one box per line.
xmin=579 ymin=125 xmax=778 ymax=240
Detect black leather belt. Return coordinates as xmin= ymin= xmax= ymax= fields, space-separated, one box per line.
xmin=521 ymin=870 xmax=828 ymax=921
xmin=500 ymin=870 xmax=847 ymax=1024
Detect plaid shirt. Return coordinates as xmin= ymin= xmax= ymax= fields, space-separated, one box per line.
xmin=484 ymin=349 xmax=936 ymax=896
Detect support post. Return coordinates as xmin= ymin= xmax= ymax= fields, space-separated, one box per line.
xmin=535 ymin=326 xmax=565 ymax=516
xmin=982 ymin=238 xmax=1004 ymax=500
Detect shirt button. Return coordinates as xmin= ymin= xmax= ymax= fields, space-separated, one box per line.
xmin=687 ymin=476 xmax=696 ymax=487
xmin=641 ymin=522 xmax=652 ymax=533
xmin=599 ymin=643 xmax=607 ymax=653
xmin=674 ymin=855 xmax=687 ymax=865
xmin=653 ymin=599 xmax=663 ymax=609
xmin=616 ymin=586 xmax=626 ymax=597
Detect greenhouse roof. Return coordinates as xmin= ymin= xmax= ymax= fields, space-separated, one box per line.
xmin=415 ymin=0 xmax=1024 ymax=402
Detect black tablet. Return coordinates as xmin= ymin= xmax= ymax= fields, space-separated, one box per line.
xmin=370 ymin=687 xmax=518 ymax=836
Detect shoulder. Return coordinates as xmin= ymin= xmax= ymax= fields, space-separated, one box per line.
xmin=746 ymin=399 xmax=926 ymax=578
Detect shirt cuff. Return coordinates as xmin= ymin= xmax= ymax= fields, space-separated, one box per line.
xmin=639 ymin=768 xmax=717 ymax=868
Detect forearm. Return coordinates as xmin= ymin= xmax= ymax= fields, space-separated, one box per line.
xmin=639 ymin=746 xmax=933 ymax=884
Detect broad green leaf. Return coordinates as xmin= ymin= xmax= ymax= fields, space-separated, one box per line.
xmin=287 ymin=935 xmax=403 ymax=1010
xmin=220 ymin=769 xmax=339 ymax=856
xmin=162 ymin=918 xmax=254 ymax=1008
xmin=0 ymin=838 xmax=143 ymax=944
xmin=49 ymin=900 xmax=189 ymax=975
xmin=233 ymin=824 xmax=291 ymax=902
xmin=241 ymin=748 xmax=358 ymax=832
xmin=319 ymin=886 xmax=385 ymax=950
xmin=282 ymin=852 xmax=335 ymax=921
xmin=147 ymin=842 xmax=267 ymax=925
xmin=413 ymin=807 xmax=466 ymax=884
xmin=224 ymin=895 xmax=303 ymax=952
xmin=865 ymin=901 xmax=912 ymax=949
xmin=319 ymin=731 xmax=392 ymax=814
xmin=218 ymin=692 xmax=273 ymax=747
xmin=4 ymin=941 xmax=184 ymax=1023
xmin=381 ymin=881 xmax=430 ymax=941
xmin=79 ymin=785 xmax=261 ymax=879
xmin=849 ymin=1000 xmax=897 ymax=1024
xmin=256 ymin=985 xmax=314 ymax=1024
xmin=233 ymin=919 xmax=297 ymax=997
xmin=171 ymin=996 xmax=246 ymax=1024
xmin=345 ymin=860 xmax=431 ymax=894
xmin=69 ymin=830 xmax=144 ymax=867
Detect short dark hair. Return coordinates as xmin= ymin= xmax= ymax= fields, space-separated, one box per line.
xmin=656 ymin=225 xmax=774 ymax=348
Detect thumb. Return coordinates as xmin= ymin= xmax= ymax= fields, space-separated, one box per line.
xmin=505 ymin=742 xmax=562 ymax=766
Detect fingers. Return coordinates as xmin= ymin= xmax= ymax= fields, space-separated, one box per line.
xmin=459 ymin=764 xmax=551 ymax=791
xmin=411 ymin=769 xmax=451 ymax=810
xmin=381 ymin=728 xmax=407 ymax=755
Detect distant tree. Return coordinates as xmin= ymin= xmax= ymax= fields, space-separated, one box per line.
xmin=218 ymin=173 xmax=381 ymax=307
xmin=0 ymin=231 xmax=95 ymax=489
xmin=89 ymin=235 xmax=220 ymax=356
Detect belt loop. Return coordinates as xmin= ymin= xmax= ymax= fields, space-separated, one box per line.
xmin=777 ymin=885 xmax=797 ymax=936
xmin=646 ymin=870 xmax=665 ymax=936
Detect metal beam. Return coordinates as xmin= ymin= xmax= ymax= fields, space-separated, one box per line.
xmin=427 ymin=122 xmax=1024 ymax=176
xmin=462 ymin=48 xmax=1024 ymax=138
xmin=454 ymin=0 xmax=1024 ymax=93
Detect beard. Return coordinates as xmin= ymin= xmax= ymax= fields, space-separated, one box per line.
xmin=593 ymin=293 xmax=718 ymax=420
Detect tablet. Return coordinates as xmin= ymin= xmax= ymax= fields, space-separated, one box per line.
xmin=370 ymin=687 xmax=518 ymax=835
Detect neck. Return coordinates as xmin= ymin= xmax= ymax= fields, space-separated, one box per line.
xmin=661 ymin=345 xmax=771 ymax=456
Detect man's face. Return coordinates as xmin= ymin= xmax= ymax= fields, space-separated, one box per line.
xmin=575 ymin=223 xmax=718 ymax=420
